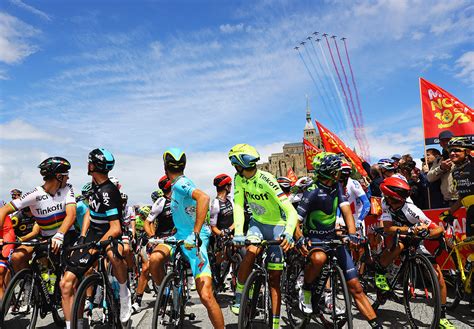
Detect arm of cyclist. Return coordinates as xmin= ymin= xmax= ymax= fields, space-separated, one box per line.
xmin=186 ymin=188 xmax=210 ymax=249
xmin=0 ymin=204 xmax=15 ymax=244
xmin=51 ymin=203 xmax=76 ymax=253
xmin=209 ymin=198 xmax=221 ymax=236
xmin=358 ymin=194 xmax=371 ymax=223
xmin=232 ymin=174 xmax=245 ymax=237
xmin=80 ymin=208 xmax=91 ymax=238
xmin=19 ymin=223 xmax=40 ymax=242
xmin=294 ymin=224 xmax=310 ymax=257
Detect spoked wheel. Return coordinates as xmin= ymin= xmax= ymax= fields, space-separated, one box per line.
xmin=72 ymin=273 xmax=121 ymax=329
xmin=0 ymin=268 xmax=39 ymax=329
xmin=238 ymin=270 xmax=271 ymax=329
xmin=284 ymin=258 xmax=309 ymax=328
xmin=318 ymin=265 xmax=353 ymax=329
xmin=229 ymin=252 xmax=243 ymax=292
xmin=152 ymin=272 xmax=185 ymax=329
xmin=443 ymin=270 xmax=463 ymax=311
xmin=403 ymin=254 xmax=441 ymax=329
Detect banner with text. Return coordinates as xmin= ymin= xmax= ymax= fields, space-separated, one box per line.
xmin=303 ymin=138 xmax=322 ymax=171
xmin=420 ymin=78 xmax=474 ymax=145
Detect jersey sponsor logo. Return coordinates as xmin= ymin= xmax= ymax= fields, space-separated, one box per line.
xmin=259 ymin=173 xmax=280 ymax=191
xmin=89 ymin=199 xmax=100 ymax=212
xmin=102 ymin=192 xmax=110 ymax=206
xmin=19 ymin=190 xmax=34 ymax=201
xmin=249 ymin=203 xmax=266 ymax=216
xmin=36 ymin=195 xmax=48 ymax=201
xmin=406 ymin=207 xmax=420 ymax=220
xmin=185 ymin=206 xmax=196 ymax=216
xmin=245 ymin=191 xmax=269 ymax=201
xmin=35 ymin=203 xmax=63 ymax=215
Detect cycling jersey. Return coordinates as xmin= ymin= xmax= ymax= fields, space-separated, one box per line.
xmin=75 ymin=200 xmax=88 ymax=232
xmin=10 ymin=209 xmax=35 ymax=238
xmin=380 ymin=200 xmax=436 ymax=229
xmin=1 ymin=215 xmax=15 ymax=262
xmin=147 ymin=196 xmax=174 ymax=235
xmin=297 ymin=181 xmax=348 ymax=240
xmin=10 ymin=184 xmax=76 ymax=237
xmin=233 ymin=170 xmax=298 ymax=236
xmin=452 ymin=158 xmax=474 ymax=207
xmin=87 ymin=180 xmax=122 ymax=233
xmin=209 ymin=196 xmax=233 ymax=230
xmin=122 ymin=205 xmax=136 ymax=228
xmin=170 ymin=175 xmax=210 ymax=239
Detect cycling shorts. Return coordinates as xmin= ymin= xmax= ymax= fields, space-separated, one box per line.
xmin=163 ymin=233 xmax=212 ymax=279
xmin=308 ymin=238 xmax=358 ymax=281
xmin=247 ymin=219 xmax=285 ymax=270
xmin=65 ymin=228 xmax=104 ymax=279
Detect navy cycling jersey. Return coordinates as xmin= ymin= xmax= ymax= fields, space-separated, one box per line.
xmin=88 ymin=179 xmax=122 ymax=232
xmin=297 ymin=181 xmax=348 ymax=239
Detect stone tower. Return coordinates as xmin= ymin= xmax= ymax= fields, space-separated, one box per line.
xmin=303 ymin=96 xmax=322 ymax=149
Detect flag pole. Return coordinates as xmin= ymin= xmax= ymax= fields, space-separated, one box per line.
xmin=420 ymin=78 xmax=431 ymax=209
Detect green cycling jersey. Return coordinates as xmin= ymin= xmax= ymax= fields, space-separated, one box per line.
xmin=233 ymin=169 xmax=298 ymax=236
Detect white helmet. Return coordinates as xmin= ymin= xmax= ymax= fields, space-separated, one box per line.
xmin=295 ymin=176 xmax=313 ymax=189
xmin=109 ymin=176 xmax=121 ymax=189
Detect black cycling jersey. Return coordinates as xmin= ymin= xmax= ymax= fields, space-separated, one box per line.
xmin=88 ymin=179 xmax=123 ymax=233
xmin=148 ymin=196 xmax=174 ymax=236
xmin=210 ymin=196 xmax=234 ymax=231
xmin=452 ymin=158 xmax=474 ymax=201
xmin=11 ymin=209 xmax=35 ymax=238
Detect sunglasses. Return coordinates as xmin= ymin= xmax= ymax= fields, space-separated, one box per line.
xmin=449 ymin=148 xmax=464 ymax=153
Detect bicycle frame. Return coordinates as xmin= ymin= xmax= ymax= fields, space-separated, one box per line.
xmin=440 ymin=237 xmax=474 ymax=287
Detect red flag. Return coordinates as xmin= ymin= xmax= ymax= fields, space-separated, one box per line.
xmin=315 ymin=121 xmax=368 ymax=177
xmin=286 ymin=167 xmax=298 ymax=185
xmin=303 ymin=138 xmax=322 ymax=171
xmin=420 ymin=78 xmax=473 ymax=144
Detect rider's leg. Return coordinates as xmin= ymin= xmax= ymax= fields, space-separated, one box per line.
xmin=60 ymin=271 xmax=79 ymax=323
xmin=107 ymin=243 xmax=132 ymax=323
xmin=133 ymin=257 xmax=149 ymax=312
xmin=0 ymin=262 xmax=8 ymax=299
xmin=196 ymin=276 xmax=225 ymax=329
xmin=10 ymin=245 xmax=33 ymax=272
xmin=268 ymin=269 xmax=283 ymax=329
xmin=148 ymin=244 xmax=171 ymax=285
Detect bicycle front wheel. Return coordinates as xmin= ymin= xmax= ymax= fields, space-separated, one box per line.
xmin=0 ymin=268 xmax=39 ymax=329
xmin=71 ymin=273 xmax=121 ymax=329
xmin=318 ymin=265 xmax=353 ymax=329
xmin=403 ymin=254 xmax=441 ymax=329
xmin=152 ymin=271 xmax=185 ymax=329
xmin=238 ymin=269 xmax=271 ymax=329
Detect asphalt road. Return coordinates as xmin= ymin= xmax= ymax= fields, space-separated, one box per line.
xmin=7 ymin=284 xmax=474 ymax=328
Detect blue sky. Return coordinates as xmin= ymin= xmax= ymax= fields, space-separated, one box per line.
xmin=0 ymin=0 xmax=473 ymax=203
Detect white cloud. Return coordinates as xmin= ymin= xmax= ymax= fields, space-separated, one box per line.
xmin=0 ymin=12 xmax=39 ymax=64
xmin=0 ymin=119 xmax=62 ymax=141
xmin=219 ymin=23 xmax=244 ymax=34
xmin=150 ymin=41 xmax=162 ymax=59
xmin=9 ymin=0 xmax=51 ymax=21
xmin=411 ymin=31 xmax=425 ymax=40
xmin=455 ymin=51 xmax=474 ymax=85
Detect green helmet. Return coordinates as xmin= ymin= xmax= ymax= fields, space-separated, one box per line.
xmin=137 ymin=205 xmax=151 ymax=218
xmin=228 ymin=144 xmax=260 ymax=168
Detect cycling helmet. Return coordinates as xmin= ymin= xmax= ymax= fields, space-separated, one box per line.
xmin=151 ymin=190 xmax=163 ymax=203
xmin=38 ymin=157 xmax=71 ymax=177
xmin=88 ymin=148 xmax=115 ymax=173
xmin=81 ymin=182 xmax=93 ymax=197
xmin=137 ymin=205 xmax=151 ymax=218
xmin=447 ymin=137 xmax=473 ymax=150
xmin=158 ymin=175 xmax=172 ymax=192
xmin=295 ymin=176 xmax=313 ymax=189
xmin=10 ymin=189 xmax=22 ymax=196
xmin=277 ymin=177 xmax=293 ymax=189
xmin=377 ymin=158 xmax=396 ymax=171
xmin=121 ymin=193 xmax=128 ymax=203
xmin=228 ymin=144 xmax=260 ymax=169
xmin=163 ymin=148 xmax=186 ymax=171
xmin=340 ymin=161 xmax=352 ymax=176
xmin=213 ymin=174 xmax=232 ymax=187
xmin=311 ymin=152 xmax=327 ymax=172
xmin=314 ymin=153 xmax=342 ymax=180
xmin=380 ymin=176 xmax=411 ymax=202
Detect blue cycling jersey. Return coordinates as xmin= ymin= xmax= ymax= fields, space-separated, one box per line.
xmin=75 ymin=200 xmax=88 ymax=231
xmin=170 ymin=175 xmax=210 ymax=239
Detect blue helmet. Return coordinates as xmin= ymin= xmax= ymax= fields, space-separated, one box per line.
xmin=88 ymin=148 xmax=115 ymax=173
xmin=163 ymin=148 xmax=186 ymax=171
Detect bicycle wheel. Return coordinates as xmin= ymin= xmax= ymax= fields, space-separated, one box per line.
xmin=71 ymin=273 xmax=122 ymax=329
xmin=229 ymin=253 xmax=243 ymax=292
xmin=152 ymin=272 xmax=185 ymax=328
xmin=443 ymin=270 xmax=462 ymax=311
xmin=238 ymin=269 xmax=271 ymax=329
xmin=318 ymin=265 xmax=353 ymax=329
xmin=284 ymin=258 xmax=309 ymax=328
xmin=403 ymin=254 xmax=441 ymax=329
xmin=0 ymin=268 xmax=39 ymax=329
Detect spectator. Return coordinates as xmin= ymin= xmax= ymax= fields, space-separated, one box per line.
xmin=427 ymin=131 xmax=458 ymax=207
xmin=399 ymin=156 xmax=427 ymax=209
xmin=421 ymin=148 xmax=444 ymax=209
xmin=369 ymin=164 xmax=383 ymax=197
xmin=391 ymin=154 xmax=401 ymax=168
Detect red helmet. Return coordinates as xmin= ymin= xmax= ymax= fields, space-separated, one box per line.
xmin=380 ymin=177 xmax=410 ymax=201
xmin=158 ymin=175 xmax=172 ymax=192
xmin=340 ymin=162 xmax=352 ymax=175
xmin=213 ymin=174 xmax=232 ymax=187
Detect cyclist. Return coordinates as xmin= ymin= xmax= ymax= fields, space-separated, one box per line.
xmin=151 ymin=189 xmax=163 ymax=204
xmin=292 ymin=176 xmax=314 ymax=207
xmin=376 ymin=176 xmax=454 ymax=329
xmin=295 ymin=152 xmax=381 ymax=328
xmin=228 ymin=143 xmax=297 ymax=329
xmin=0 ymin=157 xmax=77 ymax=273
xmin=75 ymin=182 xmax=93 ymax=232
xmin=10 ymin=189 xmax=22 ymax=200
xmin=61 ymin=148 xmax=132 ymax=327
xmin=120 ymin=192 xmax=137 ymax=287
xmin=148 ymin=148 xmax=224 ymax=328
xmin=0 ymin=210 xmax=15 ymax=298
xmin=10 ymin=206 xmax=37 ymax=242
xmin=440 ymin=137 xmax=473 ymax=238
xmin=377 ymin=158 xmax=406 ymax=181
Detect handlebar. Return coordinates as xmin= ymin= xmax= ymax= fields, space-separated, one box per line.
xmin=147 ymin=237 xmax=184 ymax=246
xmin=241 ymin=239 xmax=282 ymax=246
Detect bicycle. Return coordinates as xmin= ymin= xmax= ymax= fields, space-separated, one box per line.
xmin=210 ymin=233 xmax=243 ymax=293
xmin=0 ymin=239 xmax=65 ymax=329
xmin=69 ymin=237 xmax=129 ymax=329
xmin=438 ymin=217 xmax=474 ymax=311
xmin=283 ymin=238 xmax=353 ymax=329
xmin=371 ymin=227 xmax=441 ymax=329
xmin=237 ymin=239 xmax=282 ymax=329
xmin=151 ymin=238 xmax=196 ymax=328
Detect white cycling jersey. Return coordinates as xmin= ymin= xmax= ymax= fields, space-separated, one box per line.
xmin=10 ymin=184 xmax=76 ymax=237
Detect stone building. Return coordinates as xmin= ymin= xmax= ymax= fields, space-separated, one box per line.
xmin=257 ymin=99 xmax=322 ymax=177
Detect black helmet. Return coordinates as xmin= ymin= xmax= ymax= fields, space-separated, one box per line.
xmin=88 ymin=148 xmax=115 ymax=173
xmin=316 ymin=153 xmax=342 ymax=181
xmin=38 ymin=157 xmax=71 ymax=177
